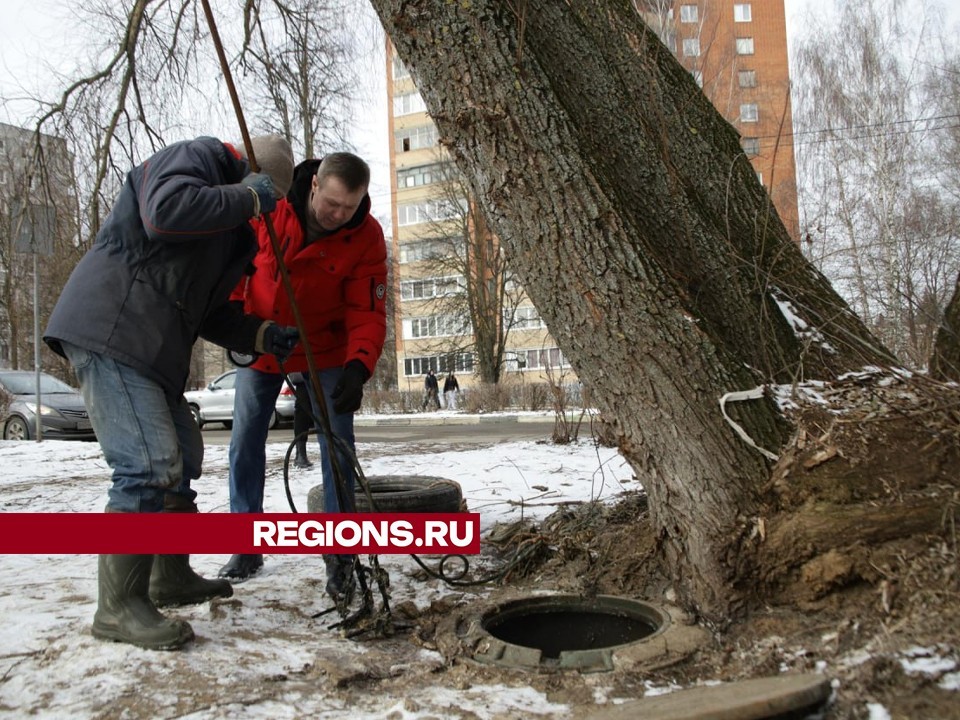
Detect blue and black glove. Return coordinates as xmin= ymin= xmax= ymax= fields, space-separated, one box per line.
xmin=259 ymin=324 xmax=300 ymax=362
xmin=331 ymin=360 xmax=369 ymax=414
xmin=241 ymin=172 xmax=277 ymax=216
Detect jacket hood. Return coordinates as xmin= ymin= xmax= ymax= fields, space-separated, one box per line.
xmin=288 ymin=157 xmax=371 ymax=232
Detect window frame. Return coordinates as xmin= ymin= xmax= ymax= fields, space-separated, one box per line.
xmin=679 ymin=4 xmax=699 ymax=23
xmin=682 ymin=37 xmax=701 ymax=57
xmin=740 ymin=103 xmax=759 ymax=123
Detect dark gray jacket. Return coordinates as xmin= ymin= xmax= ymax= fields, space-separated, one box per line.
xmin=45 ymin=136 xmax=264 ymax=396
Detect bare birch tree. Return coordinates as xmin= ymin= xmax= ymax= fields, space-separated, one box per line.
xmin=793 ymin=0 xmax=960 ymax=366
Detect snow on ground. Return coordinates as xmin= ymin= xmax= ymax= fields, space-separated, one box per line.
xmin=0 ymin=418 xmax=637 ymax=719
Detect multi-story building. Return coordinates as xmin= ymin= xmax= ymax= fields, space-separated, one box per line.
xmin=645 ymin=0 xmax=799 ymax=238
xmin=385 ymin=0 xmax=799 ymax=390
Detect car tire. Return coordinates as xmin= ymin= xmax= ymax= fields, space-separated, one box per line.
xmin=189 ymin=405 xmax=203 ymax=428
xmin=306 ymin=475 xmax=463 ymax=514
xmin=222 ymin=420 xmax=233 ymax=430
xmin=268 ymin=410 xmax=279 ymax=430
xmin=4 ymin=415 xmax=31 ymax=441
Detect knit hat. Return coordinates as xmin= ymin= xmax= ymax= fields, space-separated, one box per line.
xmin=239 ymin=134 xmax=295 ymax=199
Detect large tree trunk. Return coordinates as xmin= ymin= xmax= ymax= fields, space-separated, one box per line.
xmin=370 ymin=0 xmax=895 ymax=623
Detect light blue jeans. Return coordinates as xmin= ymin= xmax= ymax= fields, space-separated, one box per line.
xmin=228 ymin=366 xmax=356 ymax=514
xmin=61 ymin=341 xmax=202 ymax=513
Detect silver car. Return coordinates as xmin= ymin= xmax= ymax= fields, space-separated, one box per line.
xmin=184 ymin=370 xmax=296 ymax=430
xmin=0 ymin=370 xmax=96 ymax=441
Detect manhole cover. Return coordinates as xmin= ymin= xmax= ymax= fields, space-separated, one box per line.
xmin=475 ymin=595 xmax=670 ymax=672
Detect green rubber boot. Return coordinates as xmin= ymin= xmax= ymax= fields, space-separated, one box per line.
xmin=149 ymin=554 xmax=233 ymax=607
xmin=92 ymin=554 xmax=194 ymax=651
xmin=148 ymin=493 xmax=233 ymax=607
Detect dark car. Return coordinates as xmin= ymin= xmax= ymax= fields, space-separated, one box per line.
xmin=0 ymin=370 xmax=96 ymax=441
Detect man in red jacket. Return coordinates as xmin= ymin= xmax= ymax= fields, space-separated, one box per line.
xmin=219 ymin=152 xmax=387 ymax=601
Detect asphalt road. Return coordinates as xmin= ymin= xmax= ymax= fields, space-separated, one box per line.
xmin=200 ymin=418 xmax=558 ymax=446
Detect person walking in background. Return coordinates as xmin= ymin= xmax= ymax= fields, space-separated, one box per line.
xmin=219 ymin=152 xmax=387 ymax=605
xmin=422 ymin=369 xmax=440 ymax=411
xmin=288 ymin=373 xmax=313 ymax=469
xmin=43 ymin=134 xmax=299 ymax=651
xmin=443 ymin=371 xmax=460 ymax=410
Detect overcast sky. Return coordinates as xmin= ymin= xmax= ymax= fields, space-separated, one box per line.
xmin=0 ymin=0 xmax=957 ymax=231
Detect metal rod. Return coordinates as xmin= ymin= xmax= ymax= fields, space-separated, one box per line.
xmin=199 ymin=0 xmax=351 ymax=505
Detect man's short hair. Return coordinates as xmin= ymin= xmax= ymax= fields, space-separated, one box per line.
xmin=316 ymin=152 xmax=370 ymax=192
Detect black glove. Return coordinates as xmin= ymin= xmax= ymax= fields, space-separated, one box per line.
xmin=331 ymin=360 xmax=369 ymax=414
xmin=241 ymin=172 xmax=277 ymax=216
xmin=260 ymin=324 xmax=300 ymax=362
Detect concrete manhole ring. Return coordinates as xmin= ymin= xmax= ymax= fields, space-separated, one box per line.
xmin=463 ymin=593 xmax=707 ymax=673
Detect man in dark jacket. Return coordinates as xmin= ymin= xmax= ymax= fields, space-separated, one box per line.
xmin=422 ymin=369 xmax=440 ymax=411
xmin=44 ymin=135 xmax=300 ymax=651
xmin=219 ymin=153 xmax=387 ymax=603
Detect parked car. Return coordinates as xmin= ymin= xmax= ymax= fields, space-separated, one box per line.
xmin=184 ymin=370 xmax=296 ymax=430
xmin=0 ymin=370 xmax=96 ymax=441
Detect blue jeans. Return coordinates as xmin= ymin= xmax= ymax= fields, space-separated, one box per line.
xmin=228 ymin=366 xmax=356 ymax=514
xmin=61 ymin=342 xmax=202 ymax=513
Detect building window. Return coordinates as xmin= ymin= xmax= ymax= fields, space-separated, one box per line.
xmin=399 ymin=238 xmax=459 ymax=264
xmin=403 ymin=315 xmax=468 ymax=339
xmin=742 ymin=137 xmax=760 ymax=156
xmin=736 ymin=37 xmax=755 ymax=55
xmin=392 ymin=55 xmax=410 ymax=80
xmin=734 ymin=3 xmax=752 ymax=22
xmin=397 ymin=162 xmax=448 ymax=189
xmin=395 ymin=123 xmax=439 ymax=153
xmin=738 ymin=69 xmax=757 ymax=88
xmin=740 ymin=103 xmax=759 ymax=122
xmin=509 ymin=306 xmax=547 ymax=330
xmin=397 ymin=198 xmax=467 ymax=226
xmin=505 ymin=347 xmax=569 ymax=372
xmin=691 ymin=70 xmax=704 ymax=87
xmin=400 ymin=275 xmax=465 ymax=301
xmin=680 ymin=4 xmax=698 ymax=23
xmin=663 ymin=30 xmax=677 ymax=53
xmin=393 ymin=91 xmax=427 ymax=116
xmin=682 ymin=38 xmax=701 ymax=57
xmin=404 ymin=353 xmax=474 ymax=377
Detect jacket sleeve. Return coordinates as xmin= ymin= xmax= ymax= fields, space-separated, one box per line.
xmin=139 ymin=139 xmax=255 ymax=242
xmin=343 ymin=222 xmax=388 ymax=377
xmin=198 ymin=301 xmax=266 ymax=353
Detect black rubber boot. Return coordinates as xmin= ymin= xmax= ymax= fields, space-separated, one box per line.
xmin=149 ymin=555 xmax=233 ymax=607
xmin=218 ymin=553 xmax=264 ymax=580
xmin=92 ymin=554 xmax=194 ymax=651
xmin=293 ymin=447 xmax=313 ymax=469
xmin=324 ymin=555 xmax=356 ymax=605
xmin=150 ymin=493 xmax=233 ymax=605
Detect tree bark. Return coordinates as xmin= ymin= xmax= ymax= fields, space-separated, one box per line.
xmin=370 ymin=0 xmax=895 ymax=623
xmin=929 ymin=270 xmax=960 ymax=382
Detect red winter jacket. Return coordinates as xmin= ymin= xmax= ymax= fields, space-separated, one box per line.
xmin=232 ymin=159 xmax=387 ymax=377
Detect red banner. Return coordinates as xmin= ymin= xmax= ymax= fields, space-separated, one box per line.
xmin=0 ymin=513 xmax=480 ymax=554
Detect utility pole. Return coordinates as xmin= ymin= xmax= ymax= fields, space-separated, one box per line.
xmin=14 ymin=202 xmax=55 ymax=441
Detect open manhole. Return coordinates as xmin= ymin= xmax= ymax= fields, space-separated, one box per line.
xmin=474 ymin=595 xmax=670 ymax=672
